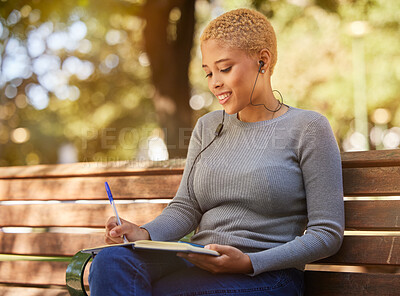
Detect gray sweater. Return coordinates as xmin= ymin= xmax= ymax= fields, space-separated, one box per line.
xmin=143 ymin=107 xmax=344 ymax=276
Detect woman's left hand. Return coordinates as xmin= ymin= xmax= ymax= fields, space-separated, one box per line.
xmin=177 ymin=244 xmax=253 ymax=274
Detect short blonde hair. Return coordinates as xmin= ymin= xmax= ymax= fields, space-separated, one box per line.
xmin=200 ymin=8 xmax=277 ymax=75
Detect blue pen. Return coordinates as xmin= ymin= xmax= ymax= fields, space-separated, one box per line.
xmin=105 ymin=182 xmax=128 ymax=243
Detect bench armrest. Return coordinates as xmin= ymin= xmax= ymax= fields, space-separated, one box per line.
xmin=66 ymin=251 xmax=93 ymax=296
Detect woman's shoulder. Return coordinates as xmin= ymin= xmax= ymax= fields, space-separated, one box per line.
xmin=288 ymin=106 xmax=324 ymax=120
xmin=287 ymin=106 xmax=329 ymax=127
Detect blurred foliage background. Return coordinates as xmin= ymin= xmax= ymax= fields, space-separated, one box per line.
xmin=0 ymin=0 xmax=399 ymax=166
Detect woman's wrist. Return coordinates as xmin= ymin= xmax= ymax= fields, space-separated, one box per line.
xmin=139 ymin=227 xmax=151 ymax=240
xmin=242 ymin=254 xmax=254 ymax=274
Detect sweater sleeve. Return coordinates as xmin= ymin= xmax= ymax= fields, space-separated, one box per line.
xmin=141 ymin=119 xmax=204 ymax=241
xmin=247 ymin=115 xmax=344 ymax=275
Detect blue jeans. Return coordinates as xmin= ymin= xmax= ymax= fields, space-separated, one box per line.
xmin=89 ymin=246 xmax=304 ymax=296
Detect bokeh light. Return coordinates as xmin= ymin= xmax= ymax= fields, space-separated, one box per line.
xmin=371 ymin=108 xmax=391 ymax=125
xmin=189 ymin=93 xmax=213 ymax=110
xmin=104 ymin=54 xmax=119 ymax=69
xmin=26 ymin=152 xmax=40 ymax=165
xmin=138 ymin=52 xmax=150 ymax=67
xmin=26 ymin=83 xmax=49 ymax=110
xmin=11 ymin=127 xmax=30 ymax=144
xmin=383 ymin=128 xmax=400 ymax=149
xmin=105 ymin=29 xmax=126 ymax=45
xmin=2 ymin=38 xmax=32 ymax=81
xmin=5 ymin=85 xmax=17 ymax=98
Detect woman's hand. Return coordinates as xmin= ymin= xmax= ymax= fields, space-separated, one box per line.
xmin=104 ymin=216 xmax=150 ymax=244
xmin=177 ymin=244 xmax=253 ymax=274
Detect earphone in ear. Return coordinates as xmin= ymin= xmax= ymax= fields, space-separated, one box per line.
xmin=258 ymin=60 xmax=265 ymax=73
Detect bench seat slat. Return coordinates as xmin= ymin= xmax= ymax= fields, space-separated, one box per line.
xmin=0 ymin=203 xmax=166 ymax=228
xmin=305 ymin=271 xmax=400 ymax=295
xmin=0 ymin=261 xmax=69 ymax=286
xmin=345 ymin=200 xmax=400 ymax=230
xmin=343 ymin=166 xmax=400 ymax=196
xmin=317 ymin=236 xmax=400 ymax=266
xmin=0 ymin=175 xmax=181 ymax=201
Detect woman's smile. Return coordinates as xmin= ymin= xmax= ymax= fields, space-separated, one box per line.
xmin=216 ymin=92 xmax=232 ymax=105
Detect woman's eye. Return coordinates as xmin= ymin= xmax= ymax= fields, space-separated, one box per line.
xmin=205 ymin=73 xmax=212 ymax=78
xmin=220 ymin=66 xmax=232 ymax=73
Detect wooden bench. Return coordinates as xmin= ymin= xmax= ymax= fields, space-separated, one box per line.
xmin=0 ymin=150 xmax=399 ymax=295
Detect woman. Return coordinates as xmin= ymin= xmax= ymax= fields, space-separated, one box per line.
xmin=89 ymin=8 xmax=344 ymax=295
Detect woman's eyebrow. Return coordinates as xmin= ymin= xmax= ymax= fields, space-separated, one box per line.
xmin=215 ymin=58 xmax=231 ymax=64
xmin=202 ymin=58 xmax=232 ymax=68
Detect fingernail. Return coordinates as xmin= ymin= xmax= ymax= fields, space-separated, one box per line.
xmin=110 ymin=230 xmax=116 ymax=236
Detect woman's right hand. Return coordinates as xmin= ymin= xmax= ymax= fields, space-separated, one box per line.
xmin=105 ymin=216 xmax=150 ymax=244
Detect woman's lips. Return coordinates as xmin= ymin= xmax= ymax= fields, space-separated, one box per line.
xmin=217 ymin=92 xmax=232 ymax=105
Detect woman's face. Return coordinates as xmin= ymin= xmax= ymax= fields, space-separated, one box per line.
xmin=201 ymin=39 xmax=259 ymax=115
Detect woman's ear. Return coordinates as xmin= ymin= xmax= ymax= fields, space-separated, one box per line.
xmin=258 ymin=49 xmax=272 ymax=73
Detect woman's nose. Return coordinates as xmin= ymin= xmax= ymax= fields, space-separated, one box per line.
xmin=212 ymin=77 xmax=223 ymax=89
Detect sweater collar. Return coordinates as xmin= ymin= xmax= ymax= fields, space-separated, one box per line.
xmin=228 ymin=105 xmax=293 ymax=128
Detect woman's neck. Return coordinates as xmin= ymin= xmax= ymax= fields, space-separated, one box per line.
xmin=237 ymin=90 xmax=285 ymax=122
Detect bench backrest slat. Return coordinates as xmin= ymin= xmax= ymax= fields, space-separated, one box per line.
xmin=0 ymin=175 xmax=181 ymax=201
xmin=345 ymin=200 xmax=400 ymax=230
xmin=341 ymin=149 xmax=400 ymax=167
xmin=0 ymin=232 xmax=104 ymax=256
xmin=317 ymin=236 xmax=399 ymax=265
xmin=2 ymin=200 xmax=399 ymax=230
xmin=0 ymin=161 xmax=185 ymax=179
xmin=343 ymin=167 xmax=400 ymax=196
xmin=0 ymin=203 xmax=166 ymax=228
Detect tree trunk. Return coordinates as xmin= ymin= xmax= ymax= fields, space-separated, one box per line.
xmin=142 ymin=0 xmax=195 ymax=158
